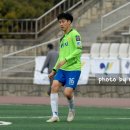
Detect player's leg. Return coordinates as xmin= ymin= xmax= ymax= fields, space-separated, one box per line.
xmin=46 ymin=80 xmax=62 ymax=122
xmin=64 ymin=70 xmax=81 ymax=122
xmin=46 ymin=69 xmax=65 ymax=123
xmin=47 ymin=78 xmax=53 ymax=96
xmin=64 ymin=87 xmax=75 ymax=122
xmin=64 ymin=87 xmax=75 ymax=110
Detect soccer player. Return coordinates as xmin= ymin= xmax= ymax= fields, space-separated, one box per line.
xmin=46 ymin=12 xmax=82 ymax=122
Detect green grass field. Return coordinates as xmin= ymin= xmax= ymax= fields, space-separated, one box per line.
xmin=0 ymin=104 xmax=130 ymax=130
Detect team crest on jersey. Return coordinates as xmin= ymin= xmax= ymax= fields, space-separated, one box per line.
xmin=76 ymin=35 xmax=80 ymax=41
xmin=67 ymin=37 xmax=71 ymax=41
xmin=77 ymin=41 xmax=81 ymax=46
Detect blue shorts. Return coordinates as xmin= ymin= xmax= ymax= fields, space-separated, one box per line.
xmin=54 ymin=69 xmax=81 ymax=89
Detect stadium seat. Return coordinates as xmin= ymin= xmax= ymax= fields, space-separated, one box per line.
xmin=128 ymin=45 xmax=130 ymax=57
xmin=109 ymin=43 xmax=120 ymax=58
xmin=90 ymin=43 xmax=101 ymax=77
xmin=118 ymin=43 xmax=129 ymax=58
xmin=99 ymin=43 xmax=110 ymax=58
xmin=90 ymin=43 xmax=101 ymax=58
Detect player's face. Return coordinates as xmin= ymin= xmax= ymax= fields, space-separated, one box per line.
xmin=58 ymin=19 xmax=71 ymax=32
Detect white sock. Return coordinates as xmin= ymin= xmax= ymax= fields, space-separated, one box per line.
xmin=50 ymin=93 xmax=58 ymax=117
xmin=68 ymin=96 xmax=75 ymax=111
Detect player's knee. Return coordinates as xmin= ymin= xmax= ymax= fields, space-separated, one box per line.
xmin=51 ymin=86 xmax=58 ymax=93
xmin=50 ymin=80 xmax=61 ymax=93
xmin=64 ymin=91 xmax=71 ymax=99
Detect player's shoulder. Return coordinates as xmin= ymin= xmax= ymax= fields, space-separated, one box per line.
xmin=70 ymin=29 xmax=81 ymax=41
xmin=70 ymin=29 xmax=80 ymax=36
xmin=71 ymin=29 xmax=80 ymax=34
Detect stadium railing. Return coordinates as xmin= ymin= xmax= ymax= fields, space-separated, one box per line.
xmin=1 ymin=38 xmax=60 ymax=78
xmin=101 ymin=2 xmax=130 ymax=36
xmin=0 ymin=0 xmax=88 ymax=39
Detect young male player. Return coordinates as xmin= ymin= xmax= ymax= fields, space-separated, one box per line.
xmin=46 ymin=12 xmax=82 ymax=122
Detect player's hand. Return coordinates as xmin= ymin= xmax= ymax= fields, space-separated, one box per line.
xmin=48 ymin=70 xmax=56 ymax=79
xmin=56 ymin=59 xmax=66 ymax=69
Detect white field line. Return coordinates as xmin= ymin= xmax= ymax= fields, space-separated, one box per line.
xmin=125 ymin=108 xmax=130 ymax=109
xmin=0 ymin=116 xmax=50 ymax=119
xmin=104 ymin=117 xmax=130 ymax=120
xmin=0 ymin=121 xmax=12 ymax=126
xmin=1 ymin=116 xmax=130 ymax=120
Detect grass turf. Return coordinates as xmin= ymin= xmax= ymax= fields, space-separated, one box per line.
xmin=0 ymin=104 xmax=130 ymax=130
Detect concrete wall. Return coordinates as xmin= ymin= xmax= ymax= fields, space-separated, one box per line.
xmin=0 ymin=39 xmax=43 ymax=55
xmin=0 ymin=78 xmax=130 ymax=98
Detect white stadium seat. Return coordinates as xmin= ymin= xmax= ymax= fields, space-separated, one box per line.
xmin=128 ymin=45 xmax=130 ymax=57
xmin=119 ymin=43 xmax=129 ymax=58
xmin=90 ymin=43 xmax=101 ymax=58
xmin=109 ymin=43 xmax=120 ymax=58
xmin=99 ymin=43 xmax=110 ymax=58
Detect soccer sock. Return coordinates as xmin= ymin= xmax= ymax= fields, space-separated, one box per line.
xmin=50 ymin=93 xmax=58 ymax=117
xmin=67 ymin=96 xmax=75 ymax=111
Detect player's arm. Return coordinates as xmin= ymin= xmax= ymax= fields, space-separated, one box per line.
xmin=48 ymin=56 xmax=60 ymax=78
xmin=52 ymin=57 xmax=60 ymax=72
xmin=48 ymin=70 xmax=56 ymax=79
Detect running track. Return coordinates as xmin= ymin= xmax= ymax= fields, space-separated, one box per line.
xmin=0 ymin=96 xmax=130 ymax=108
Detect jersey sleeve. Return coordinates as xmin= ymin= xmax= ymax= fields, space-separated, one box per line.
xmin=53 ymin=57 xmax=60 ymax=71
xmin=65 ymin=33 xmax=82 ymax=61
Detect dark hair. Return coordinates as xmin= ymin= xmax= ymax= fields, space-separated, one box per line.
xmin=57 ymin=12 xmax=73 ymax=23
xmin=47 ymin=44 xmax=53 ymax=49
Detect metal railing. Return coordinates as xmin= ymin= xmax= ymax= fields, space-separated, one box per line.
xmin=0 ymin=0 xmax=86 ymax=39
xmin=1 ymin=38 xmax=60 ymax=77
xmin=101 ymin=2 xmax=130 ymax=36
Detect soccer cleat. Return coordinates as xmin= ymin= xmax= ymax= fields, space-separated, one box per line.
xmin=46 ymin=116 xmax=60 ymax=123
xmin=67 ymin=110 xmax=75 ymax=122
